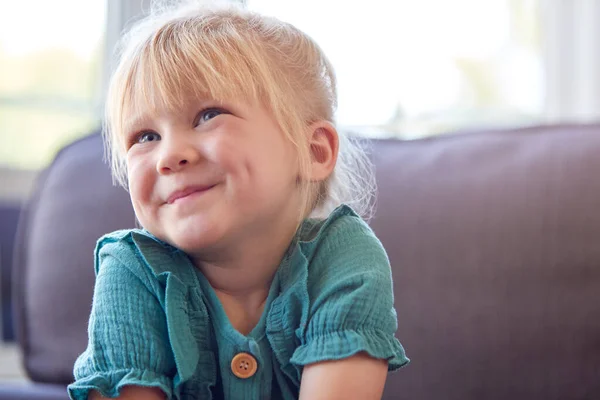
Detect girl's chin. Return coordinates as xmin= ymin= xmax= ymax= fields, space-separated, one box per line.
xmin=167 ymin=228 xmax=224 ymax=253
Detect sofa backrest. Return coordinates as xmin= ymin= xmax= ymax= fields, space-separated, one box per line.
xmin=0 ymin=200 xmax=21 ymax=341
xmin=12 ymin=133 xmax=136 ymax=384
xmin=372 ymin=124 xmax=600 ymax=399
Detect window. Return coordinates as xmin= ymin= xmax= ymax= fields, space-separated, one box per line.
xmin=1 ymin=0 xmax=597 ymax=176
xmin=247 ymin=0 xmax=542 ymax=138
xmin=0 ymin=0 xmax=106 ymax=170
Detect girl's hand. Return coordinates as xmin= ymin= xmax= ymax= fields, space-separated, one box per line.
xmin=299 ymin=352 xmax=388 ymax=400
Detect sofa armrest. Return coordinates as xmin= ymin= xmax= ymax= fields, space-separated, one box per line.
xmin=0 ymin=383 xmax=68 ymax=400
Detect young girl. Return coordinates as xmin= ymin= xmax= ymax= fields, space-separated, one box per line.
xmin=68 ymin=1 xmax=408 ymax=399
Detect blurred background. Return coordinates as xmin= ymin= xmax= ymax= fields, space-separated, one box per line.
xmin=3 ymin=0 xmax=600 ymax=200
xmin=0 ymin=0 xmax=599 ymax=384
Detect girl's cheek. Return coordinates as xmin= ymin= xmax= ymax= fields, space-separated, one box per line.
xmin=204 ymin=135 xmax=237 ymax=169
xmin=126 ymin=158 xmax=153 ymax=199
xmin=127 ymin=149 xmax=154 ymax=177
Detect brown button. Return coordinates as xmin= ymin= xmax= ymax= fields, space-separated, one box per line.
xmin=231 ymin=352 xmax=258 ymax=379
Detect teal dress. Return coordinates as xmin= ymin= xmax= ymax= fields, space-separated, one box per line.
xmin=68 ymin=205 xmax=409 ymax=400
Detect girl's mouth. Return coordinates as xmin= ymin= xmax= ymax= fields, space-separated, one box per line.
xmin=166 ymin=184 xmax=216 ymax=204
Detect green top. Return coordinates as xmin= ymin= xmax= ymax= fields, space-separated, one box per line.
xmin=68 ymin=205 xmax=409 ymax=400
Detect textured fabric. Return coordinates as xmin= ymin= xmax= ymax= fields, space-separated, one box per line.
xmin=67 ymin=205 xmax=408 ymax=400
xmin=372 ymin=125 xmax=600 ymax=400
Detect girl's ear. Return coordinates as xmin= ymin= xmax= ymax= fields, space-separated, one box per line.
xmin=306 ymin=121 xmax=339 ymax=182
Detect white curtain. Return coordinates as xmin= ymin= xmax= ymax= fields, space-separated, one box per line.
xmin=542 ymin=0 xmax=600 ymax=123
xmin=103 ymin=0 xmax=148 ymax=105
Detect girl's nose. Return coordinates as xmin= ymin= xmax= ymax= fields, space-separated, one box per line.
xmin=156 ymin=135 xmax=201 ymax=174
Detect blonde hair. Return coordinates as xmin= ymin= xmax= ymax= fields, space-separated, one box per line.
xmin=105 ymin=0 xmax=376 ymax=220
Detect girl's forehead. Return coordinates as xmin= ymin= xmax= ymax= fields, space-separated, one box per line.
xmin=123 ymin=64 xmax=260 ymax=114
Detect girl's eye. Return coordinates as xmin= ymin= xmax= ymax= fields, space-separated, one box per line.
xmin=195 ymin=108 xmax=225 ymax=125
xmin=137 ymin=131 xmax=161 ymax=144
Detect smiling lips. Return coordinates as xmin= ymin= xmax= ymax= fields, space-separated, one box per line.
xmin=166 ymin=185 xmax=215 ymax=204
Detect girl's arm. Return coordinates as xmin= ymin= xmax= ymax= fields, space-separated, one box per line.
xmin=299 ymin=352 xmax=388 ymax=400
xmin=89 ymin=386 xmax=166 ymax=400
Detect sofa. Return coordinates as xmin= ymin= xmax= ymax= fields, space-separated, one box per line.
xmin=3 ymin=124 xmax=600 ymax=399
xmin=0 ymin=200 xmax=20 ymax=342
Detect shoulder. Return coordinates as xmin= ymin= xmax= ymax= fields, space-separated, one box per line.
xmin=95 ymin=228 xmax=173 ymax=261
xmin=299 ymin=205 xmax=390 ymax=281
xmin=94 ymin=229 xmax=143 ymax=269
xmin=94 ymin=229 xmax=196 ymax=290
xmin=280 ymin=204 xmax=394 ymax=314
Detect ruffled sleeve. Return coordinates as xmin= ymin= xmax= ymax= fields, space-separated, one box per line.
xmin=290 ymin=207 xmax=409 ymax=371
xmin=67 ymin=236 xmax=176 ymax=400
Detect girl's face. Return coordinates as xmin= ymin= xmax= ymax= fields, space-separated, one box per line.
xmin=123 ymin=96 xmax=303 ymax=258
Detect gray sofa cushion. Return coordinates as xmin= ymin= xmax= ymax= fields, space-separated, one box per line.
xmin=0 ymin=383 xmax=70 ymax=400
xmin=0 ymin=201 xmax=20 ymax=341
xmin=13 ymin=133 xmax=136 ymax=384
xmin=372 ymin=124 xmax=600 ymax=399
